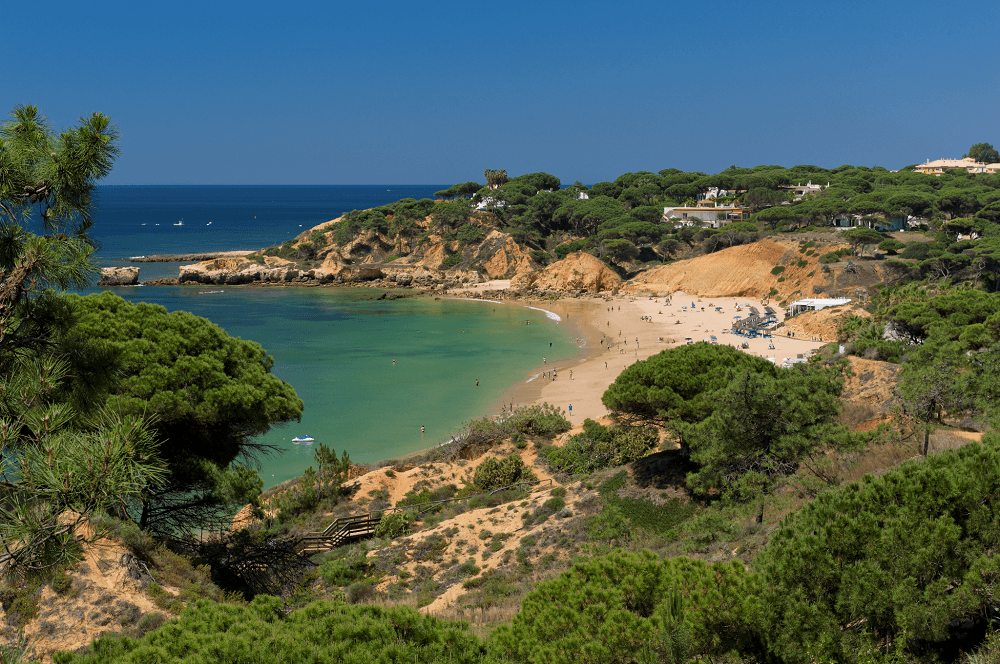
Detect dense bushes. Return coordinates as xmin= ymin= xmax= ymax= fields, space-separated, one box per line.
xmin=754 ymin=434 xmax=1000 ymax=662
xmin=319 ymin=555 xmax=369 ymax=587
xmin=540 ymin=419 xmax=658 ymax=475
xmin=819 ymin=247 xmax=851 ymax=263
xmin=448 ymin=404 xmax=570 ymax=460
xmin=373 ymin=512 xmax=412 ymax=539
xmin=473 ymin=453 xmax=536 ymax=491
xmin=55 ymin=596 xmax=491 ymax=663
xmin=489 ymin=551 xmax=758 ymax=664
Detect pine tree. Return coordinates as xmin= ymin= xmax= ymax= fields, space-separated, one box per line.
xmin=0 ymin=104 xmax=165 ymax=577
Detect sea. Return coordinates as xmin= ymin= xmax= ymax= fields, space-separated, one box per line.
xmin=81 ymin=186 xmax=580 ymax=488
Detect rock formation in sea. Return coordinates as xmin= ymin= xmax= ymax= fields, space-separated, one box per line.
xmin=97 ymin=266 xmax=140 ymax=286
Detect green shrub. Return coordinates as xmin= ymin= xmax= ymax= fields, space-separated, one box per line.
xmin=455 ymin=559 xmax=480 ymax=578
xmin=819 ymin=248 xmax=851 ymax=263
xmin=441 ymin=253 xmax=462 ymax=269
xmin=51 ymin=572 xmax=75 ymax=597
xmin=345 ymin=581 xmax=376 ymax=604
xmin=584 ymin=504 xmax=632 ymax=542
xmin=373 ymin=512 xmax=412 ymax=539
xmin=319 ymin=556 xmax=369 ymax=586
xmin=541 ymin=420 xmax=658 ymax=475
xmin=0 ymin=584 xmax=41 ymax=628
xmin=770 ymin=265 xmax=785 ymax=275
xmin=396 ymin=483 xmax=458 ymax=509
xmin=514 ymin=403 xmax=571 ymax=437
xmin=795 ymin=259 xmax=808 ymax=268
xmin=473 ymin=454 xmax=536 ymax=491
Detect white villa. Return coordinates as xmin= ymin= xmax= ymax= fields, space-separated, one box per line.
xmin=780 ymin=181 xmax=828 ymax=200
xmin=663 ymin=200 xmax=751 ymax=228
xmin=914 ymin=158 xmax=1000 ymax=176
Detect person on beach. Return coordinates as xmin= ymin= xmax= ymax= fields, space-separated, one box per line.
xmin=543 ymin=357 xmax=546 ymax=364
xmin=570 ymin=370 xmax=573 ymax=380
xmin=569 ymin=404 xmax=572 ymax=415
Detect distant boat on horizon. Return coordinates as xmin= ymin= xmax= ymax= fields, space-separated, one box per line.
xmin=173 ymin=219 xmax=184 ymax=226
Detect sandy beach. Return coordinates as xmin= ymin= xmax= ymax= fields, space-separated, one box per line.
xmin=455 ymin=286 xmax=830 ymax=424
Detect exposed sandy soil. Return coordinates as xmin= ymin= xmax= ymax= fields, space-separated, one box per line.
xmin=779 ymin=304 xmax=870 ymax=342
xmin=620 ymin=238 xmax=885 ymax=303
xmin=2 ymin=523 xmax=177 ymax=663
xmin=841 ymin=357 xmax=900 ymax=412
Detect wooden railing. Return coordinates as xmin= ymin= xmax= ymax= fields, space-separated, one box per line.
xmin=296 ymin=478 xmax=552 ymax=554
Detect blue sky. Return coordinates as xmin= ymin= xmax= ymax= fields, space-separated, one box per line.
xmin=8 ymin=0 xmax=999 ymax=185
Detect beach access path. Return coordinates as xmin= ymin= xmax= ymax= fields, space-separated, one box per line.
xmin=458 ymin=290 xmax=829 ymax=424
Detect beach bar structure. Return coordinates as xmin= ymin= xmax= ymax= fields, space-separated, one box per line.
xmin=784 ymin=297 xmax=851 ymax=318
xmin=730 ymin=305 xmax=779 ymax=337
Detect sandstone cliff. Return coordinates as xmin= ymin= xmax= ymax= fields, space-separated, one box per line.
xmin=511 ymin=252 xmax=622 ymax=293
xmin=178 ymin=213 xmax=542 ymax=289
xmin=621 ymin=239 xmax=885 ymax=302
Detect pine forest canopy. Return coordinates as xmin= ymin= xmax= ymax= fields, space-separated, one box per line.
xmin=320 ymin=149 xmax=1000 ymax=280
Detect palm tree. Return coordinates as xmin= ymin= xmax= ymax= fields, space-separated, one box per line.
xmin=484 ymin=169 xmax=508 ymax=189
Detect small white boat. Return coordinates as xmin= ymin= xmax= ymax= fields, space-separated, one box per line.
xmin=291 ymin=436 xmax=315 ymax=444
xmin=173 ymin=219 xmax=184 ymax=226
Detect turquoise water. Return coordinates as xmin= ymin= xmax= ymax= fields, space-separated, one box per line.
xmin=75 ymin=185 xmax=580 ymax=488
xmin=96 ymin=285 xmax=579 ymax=488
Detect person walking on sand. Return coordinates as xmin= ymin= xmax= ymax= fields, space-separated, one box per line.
xmin=570 ymin=370 xmax=573 ymax=380
xmin=569 ymin=404 xmax=572 ymax=416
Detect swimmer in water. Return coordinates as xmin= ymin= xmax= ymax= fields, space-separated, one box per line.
xmin=421 ymin=426 xmax=425 ymax=434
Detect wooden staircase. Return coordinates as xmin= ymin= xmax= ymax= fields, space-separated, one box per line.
xmin=297 ymin=478 xmax=552 ymax=555
xmin=297 ymin=513 xmax=383 ymax=554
